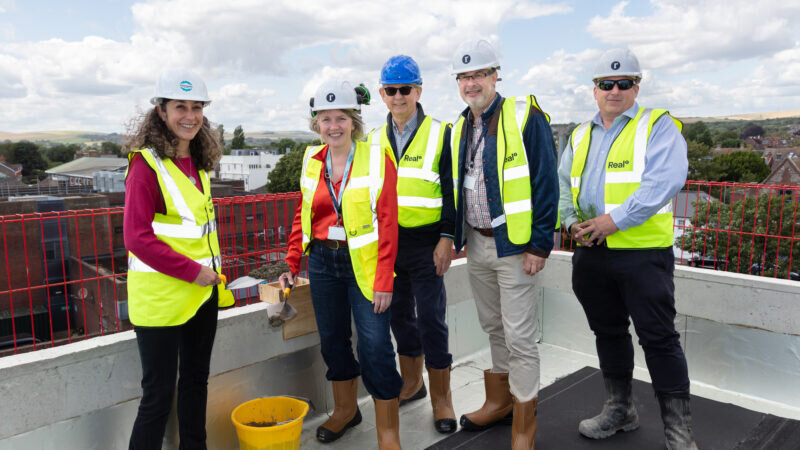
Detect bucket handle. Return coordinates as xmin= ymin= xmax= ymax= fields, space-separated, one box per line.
xmin=280 ymin=395 xmax=316 ymax=414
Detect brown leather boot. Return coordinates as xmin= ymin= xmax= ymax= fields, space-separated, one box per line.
xmin=316 ymin=378 xmax=362 ymax=443
xmin=398 ymin=355 xmax=426 ymax=406
xmin=511 ymin=396 xmax=538 ymax=450
xmin=373 ymin=397 xmax=402 ymax=450
xmin=459 ymin=369 xmax=513 ymax=431
xmin=427 ymin=366 xmax=457 ymax=434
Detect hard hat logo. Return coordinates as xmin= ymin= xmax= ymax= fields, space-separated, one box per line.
xmin=179 ymin=81 xmax=193 ymax=92
xmin=462 ymin=55 xmax=471 ymax=64
xmin=326 ymin=93 xmax=336 ymax=103
xmin=611 ymin=61 xmax=621 ymax=70
xmin=150 ymin=69 xmax=211 ymax=106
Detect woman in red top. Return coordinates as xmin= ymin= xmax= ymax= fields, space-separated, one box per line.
xmin=279 ymin=80 xmax=403 ymax=449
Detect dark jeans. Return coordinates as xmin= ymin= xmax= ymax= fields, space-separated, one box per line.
xmin=129 ymin=291 xmax=219 ymax=450
xmin=307 ymin=243 xmax=403 ymax=400
xmin=572 ymin=246 xmax=689 ymax=394
xmin=391 ymin=240 xmax=453 ymax=369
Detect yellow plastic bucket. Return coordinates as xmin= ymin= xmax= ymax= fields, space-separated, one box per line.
xmin=231 ymin=396 xmax=310 ymax=450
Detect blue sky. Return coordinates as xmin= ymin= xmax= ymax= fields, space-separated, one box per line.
xmin=0 ymin=0 xmax=799 ymax=133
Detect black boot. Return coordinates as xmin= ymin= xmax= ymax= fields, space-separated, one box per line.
xmin=657 ymin=391 xmax=698 ymax=450
xmin=578 ymin=374 xmax=639 ymax=439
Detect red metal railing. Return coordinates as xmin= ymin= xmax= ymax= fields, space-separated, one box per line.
xmin=1 ymin=182 xmax=798 ymax=356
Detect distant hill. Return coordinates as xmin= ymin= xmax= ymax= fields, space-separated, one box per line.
xmin=0 ymin=129 xmax=316 ymax=147
xmin=681 ymin=110 xmax=800 ymax=124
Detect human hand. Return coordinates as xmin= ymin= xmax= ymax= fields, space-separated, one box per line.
xmin=523 ymin=253 xmax=546 ymax=275
xmin=278 ymin=272 xmax=297 ymax=290
xmin=373 ymin=291 xmax=392 ymax=314
xmin=433 ymin=237 xmax=454 ymax=276
xmin=193 ymin=266 xmax=221 ymax=287
xmin=573 ymin=214 xmax=618 ymax=246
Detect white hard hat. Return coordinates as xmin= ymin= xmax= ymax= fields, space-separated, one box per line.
xmin=310 ymin=79 xmax=366 ymax=113
xmin=451 ymin=39 xmax=501 ymax=75
xmin=150 ymin=69 xmax=211 ymax=106
xmin=592 ymin=48 xmax=642 ymax=81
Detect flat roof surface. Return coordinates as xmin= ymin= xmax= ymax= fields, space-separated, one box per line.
xmin=45 ymin=157 xmax=127 ymax=178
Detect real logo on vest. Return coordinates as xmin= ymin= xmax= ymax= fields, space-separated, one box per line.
xmin=504 ymin=152 xmax=518 ymax=163
xmin=607 ymin=159 xmax=630 ymax=169
xmin=403 ymin=154 xmax=421 ymax=162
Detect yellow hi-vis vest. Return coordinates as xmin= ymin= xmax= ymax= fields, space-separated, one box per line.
xmin=126 ymin=148 xmax=233 ymax=327
xmin=370 ymin=116 xmax=449 ymax=228
xmin=569 ymin=107 xmax=682 ymax=249
xmin=451 ymin=95 xmax=549 ymax=245
xmin=299 ymin=141 xmax=392 ymax=301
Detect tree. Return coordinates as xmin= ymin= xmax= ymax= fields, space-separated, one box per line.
xmin=8 ymin=141 xmax=47 ymax=176
xmin=100 ymin=141 xmax=122 ymax=156
xmin=264 ymin=147 xmax=304 ymax=192
xmin=216 ymin=124 xmax=225 ymax=150
xmin=715 ymin=130 xmax=740 ymax=148
xmin=232 ymin=125 xmax=246 ymax=149
xmin=683 ymin=121 xmax=713 ymax=147
xmin=46 ymin=144 xmax=80 ymax=163
xmin=274 ymin=138 xmax=296 ymax=154
xmin=686 ymin=140 xmax=717 ymax=181
xmin=713 ymin=151 xmax=770 ymax=183
xmin=679 ymin=193 xmax=799 ymax=280
xmin=741 ymin=123 xmax=765 ymax=139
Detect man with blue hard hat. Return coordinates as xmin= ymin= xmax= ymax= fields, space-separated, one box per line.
xmin=369 ymin=55 xmax=457 ymax=434
xmin=558 ymin=48 xmax=697 ymax=449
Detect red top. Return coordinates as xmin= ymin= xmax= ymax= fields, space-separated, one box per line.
xmin=285 ymin=145 xmax=398 ymax=293
xmin=123 ymin=153 xmax=204 ymax=283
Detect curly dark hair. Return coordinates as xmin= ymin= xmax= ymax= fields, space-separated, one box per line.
xmin=124 ymin=105 xmax=222 ymax=171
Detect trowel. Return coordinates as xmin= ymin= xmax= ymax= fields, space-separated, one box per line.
xmin=225 ymin=274 xmax=297 ymax=327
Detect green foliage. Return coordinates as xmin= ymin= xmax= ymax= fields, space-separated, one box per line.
xmin=232 ymin=125 xmax=246 ymax=149
xmin=714 ymin=151 xmax=770 ymax=182
xmin=686 ymin=140 xmax=716 ymax=181
xmin=264 ymin=146 xmax=304 ymax=193
xmin=678 ymin=193 xmax=799 ymax=279
xmin=715 ymin=130 xmax=741 ymax=148
xmin=683 ymin=121 xmax=713 ymax=147
xmin=741 ymin=123 xmax=765 ymax=139
xmin=46 ymin=144 xmax=80 ymax=163
xmin=4 ymin=141 xmax=47 ymax=176
xmin=216 ymin=124 xmax=225 ymax=150
xmin=100 ymin=141 xmax=122 ymax=155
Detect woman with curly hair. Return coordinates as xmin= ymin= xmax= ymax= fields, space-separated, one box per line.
xmin=123 ymin=68 xmax=231 ymax=449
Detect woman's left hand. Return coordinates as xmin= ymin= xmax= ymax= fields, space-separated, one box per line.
xmin=373 ymin=291 xmax=393 ymax=314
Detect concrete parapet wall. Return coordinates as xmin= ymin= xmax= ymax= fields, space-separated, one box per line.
xmin=0 ymin=252 xmax=798 ymax=449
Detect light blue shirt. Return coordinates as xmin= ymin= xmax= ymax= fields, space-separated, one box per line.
xmin=392 ymin=109 xmax=419 ymax=159
xmin=557 ymin=102 xmax=688 ymax=232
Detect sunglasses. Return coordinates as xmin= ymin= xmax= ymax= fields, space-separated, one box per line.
xmin=595 ymin=79 xmax=637 ymax=91
xmin=384 ymin=86 xmax=415 ymax=96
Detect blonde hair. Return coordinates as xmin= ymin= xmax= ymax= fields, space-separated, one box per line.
xmin=309 ymin=109 xmax=365 ymax=142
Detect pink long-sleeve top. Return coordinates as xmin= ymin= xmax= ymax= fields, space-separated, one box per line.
xmin=123 ymin=153 xmax=204 ymax=283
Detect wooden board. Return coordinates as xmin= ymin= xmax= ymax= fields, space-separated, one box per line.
xmin=258 ymin=278 xmax=318 ymax=340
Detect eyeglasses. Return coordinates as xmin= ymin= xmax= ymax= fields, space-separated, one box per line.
xmin=384 ymin=86 xmax=415 ymax=96
xmin=456 ymin=69 xmax=496 ymax=83
xmin=595 ymin=79 xmax=637 ymax=91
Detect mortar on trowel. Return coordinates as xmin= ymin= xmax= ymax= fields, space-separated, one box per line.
xmin=226 ymin=261 xmax=297 ymax=327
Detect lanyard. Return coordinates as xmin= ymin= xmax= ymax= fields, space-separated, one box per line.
xmin=466 ymin=111 xmax=487 ymax=169
xmin=325 ymin=143 xmax=355 ymax=224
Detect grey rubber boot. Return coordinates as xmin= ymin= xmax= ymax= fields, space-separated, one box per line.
xmin=657 ymin=392 xmax=699 ymax=450
xmin=578 ymin=375 xmax=640 ymax=439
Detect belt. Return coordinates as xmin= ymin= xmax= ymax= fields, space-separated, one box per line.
xmin=315 ymin=239 xmax=348 ymax=250
xmin=472 ymin=226 xmax=494 ymax=237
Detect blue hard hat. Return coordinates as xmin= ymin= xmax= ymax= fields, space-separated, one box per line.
xmin=379 ymin=55 xmax=422 ymax=85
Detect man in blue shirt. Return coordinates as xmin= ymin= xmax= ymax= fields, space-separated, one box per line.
xmin=558 ymin=48 xmax=697 ymax=450
xmin=451 ymin=38 xmax=559 ymax=450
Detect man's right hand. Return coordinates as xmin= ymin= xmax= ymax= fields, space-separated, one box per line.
xmin=193 ymin=266 xmax=221 ymax=287
xmin=279 ymin=272 xmax=297 ymax=290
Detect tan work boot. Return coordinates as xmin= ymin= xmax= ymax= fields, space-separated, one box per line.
xmin=459 ymin=369 xmax=513 ymax=431
xmin=511 ymin=396 xmax=538 ymax=450
xmin=316 ymin=377 xmax=362 ymax=443
xmin=373 ymin=397 xmax=402 ymax=450
xmin=427 ymin=366 xmax=457 ymax=434
xmin=398 ymin=355 xmax=427 ymax=406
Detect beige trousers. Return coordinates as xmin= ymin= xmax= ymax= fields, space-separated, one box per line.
xmin=465 ymin=226 xmax=541 ymax=402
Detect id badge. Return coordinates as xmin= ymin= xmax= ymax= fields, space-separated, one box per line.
xmin=464 ymin=174 xmax=477 ymax=191
xmin=328 ymin=226 xmax=346 ymax=241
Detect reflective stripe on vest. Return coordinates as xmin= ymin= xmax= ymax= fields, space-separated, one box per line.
xmin=299 ymin=141 xmax=389 ymax=301
xmin=569 ymin=107 xmax=681 ymax=248
xmin=451 ymin=95 xmax=547 ymax=245
xmin=372 ymin=116 xmax=448 ymax=227
xmin=125 ymin=148 xmax=230 ymax=327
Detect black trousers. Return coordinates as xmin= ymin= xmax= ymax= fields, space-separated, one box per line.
xmin=129 ymin=292 xmax=219 ymax=450
xmin=572 ymin=246 xmax=689 ymax=394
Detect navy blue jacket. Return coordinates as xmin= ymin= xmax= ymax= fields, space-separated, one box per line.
xmin=453 ymin=93 xmax=559 ymax=258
